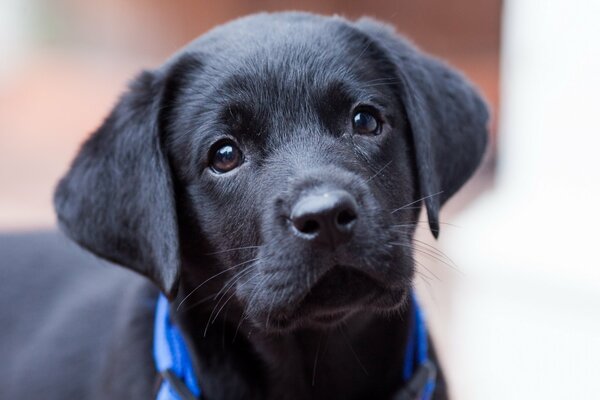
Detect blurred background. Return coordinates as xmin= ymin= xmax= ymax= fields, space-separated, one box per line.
xmin=1 ymin=0 xmax=598 ymax=398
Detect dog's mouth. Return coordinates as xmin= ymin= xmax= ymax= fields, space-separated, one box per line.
xmin=266 ymin=265 xmax=388 ymax=330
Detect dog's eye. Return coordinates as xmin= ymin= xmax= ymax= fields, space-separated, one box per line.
xmin=352 ymin=111 xmax=380 ymax=135
xmin=210 ymin=140 xmax=243 ymax=173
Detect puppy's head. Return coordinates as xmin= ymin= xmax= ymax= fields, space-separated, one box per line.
xmin=54 ymin=13 xmax=488 ymax=332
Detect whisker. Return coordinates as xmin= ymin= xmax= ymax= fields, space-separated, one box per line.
xmin=246 ymin=273 xmax=269 ymax=313
xmin=392 ymin=240 xmax=448 ymax=263
xmin=233 ymin=271 xmax=267 ymax=342
xmin=211 ymin=265 xmax=256 ymax=303
xmin=366 ymin=160 xmax=393 ymax=183
xmin=204 ymin=245 xmax=260 ymax=256
xmin=417 ymin=272 xmax=435 ymax=300
xmin=412 ymin=245 xmax=456 ymax=266
xmin=414 ymin=259 xmax=441 ymax=282
xmin=210 ymin=291 xmax=238 ymax=326
xmin=181 ymin=265 xmax=255 ymax=315
xmin=339 ymin=324 xmax=369 ymax=376
xmin=204 ymin=278 xmax=247 ymax=337
xmin=233 ymin=314 xmax=246 ymax=342
xmin=265 ymin=294 xmax=276 ymax=331
xmin=392 ymin=220 xmax=459 ymax=228
xmin=177 ymin=292 xmax=215 ymax=312
xmin=391 ymin=240 xmax=459 ymax=275
xmin=417 ymin=271 xmax=433 ymax=285
xmin=387 ymin=206 xmax=423 ymax=212
xmin=412 ymin=242 xmax=462 ymax=274
xmin=411 ymin=239 xmax=462 ymax=272
xmin=390 ymin=191 xmax=444 ymax=214
xmin=176 ymin=257 xmax=260 ymax=312
xmin=205 ymin=266 xmax=259 ymax=331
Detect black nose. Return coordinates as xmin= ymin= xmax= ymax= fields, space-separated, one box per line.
xmin=290 ymin=190 xmax=358 ymax=248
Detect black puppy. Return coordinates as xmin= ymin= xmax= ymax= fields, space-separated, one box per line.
xmin=0 ymin=12 xmax=487 ymax=400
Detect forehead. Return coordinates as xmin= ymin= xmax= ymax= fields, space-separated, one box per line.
xmin=192 ymin=14 xmax=372 ymax=72
xmin=163 ymin=15 xmax=402 ymax=173
xmin=177 ymin=15 xmax=395 ymax=108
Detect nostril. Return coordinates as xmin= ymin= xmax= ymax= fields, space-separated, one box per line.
xmin=298 ymin=218 xmax=320 ymax=234
xmin=290 ymin=189 xmax=358 ymax=246
xmin=336 ymin=209 xmax=356 ymax=227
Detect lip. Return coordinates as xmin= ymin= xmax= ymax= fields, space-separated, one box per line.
xmin=279 ymin=265 xmax=382 ymax=325
xmin=299 ymin=266 xmax=379 ymax=307
xmin=309 ymin=309 xmax=352 ymax=325
xmin=254 ymin=264 xmax=409 ymax=332
xmin=268 ymin=308 xmax=353 ymax=331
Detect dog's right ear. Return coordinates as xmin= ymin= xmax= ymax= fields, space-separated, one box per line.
xmin=54 ymin=69 xmax=181 ymax=298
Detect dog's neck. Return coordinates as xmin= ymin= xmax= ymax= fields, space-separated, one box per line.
xmin=174 ymin=300 xmax=413 ymax=400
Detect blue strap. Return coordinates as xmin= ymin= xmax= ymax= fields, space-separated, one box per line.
xmin=153 ymin=291 xmax=434 ymax=400
xmin=402 ymin=291 xmax=436 ymax=400
xmin=154 ymin=295 xmax=201 ymax=400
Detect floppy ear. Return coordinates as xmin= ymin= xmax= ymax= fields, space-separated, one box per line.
xmin=355 ymin=18 xmax=489 ymax=237
xmin=54 ymin=70 xmax=180 ymax=298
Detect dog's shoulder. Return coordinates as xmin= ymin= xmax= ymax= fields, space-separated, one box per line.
xmin=0 ymin=230 xmax=158 ymax=399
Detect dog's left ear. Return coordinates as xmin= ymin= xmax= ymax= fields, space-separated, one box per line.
xmin=355 ymin=18 xmax=489 ymax=238
xmin=54 ymin=69 xmax=181 ymax=298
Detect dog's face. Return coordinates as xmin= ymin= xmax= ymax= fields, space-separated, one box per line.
xmin=54 ymin=13 xmax=488 ymax=332
xmin=165 ymin=19 xmax=420 ymax=330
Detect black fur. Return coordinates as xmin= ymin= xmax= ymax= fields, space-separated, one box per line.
xmin=1 ymin=12 xmax=488 ymax=399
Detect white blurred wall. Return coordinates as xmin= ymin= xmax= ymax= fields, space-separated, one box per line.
xmin=0 ymin=0 xmax=32 ymax=78
xmin=443 ymin=0 xmax=600 ymax=398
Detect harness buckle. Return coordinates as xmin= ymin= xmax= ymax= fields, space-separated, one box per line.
xmin=161 ymin=369 xmax=200 ymax=400
xmin=393 ymin=359 xmax=437 ymax=400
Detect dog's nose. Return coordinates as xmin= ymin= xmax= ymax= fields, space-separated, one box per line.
xmin=290 ymin=190 xmax=358 ymax=248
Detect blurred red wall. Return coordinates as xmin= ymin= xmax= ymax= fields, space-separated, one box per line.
xmin=0 ymin=1 xmax=500 ymax=228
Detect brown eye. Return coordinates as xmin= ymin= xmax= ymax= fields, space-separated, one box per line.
xmin=210 ymin=141 xmax=243 ymax=173
xmin=352 ymin=110 xmax=380 ymax=135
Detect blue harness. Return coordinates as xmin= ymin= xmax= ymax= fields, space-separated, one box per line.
xmin=154 ymin=296 xmax=201 ymax=400
xmin=153 ymin=292 xmax=436 ymax=400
